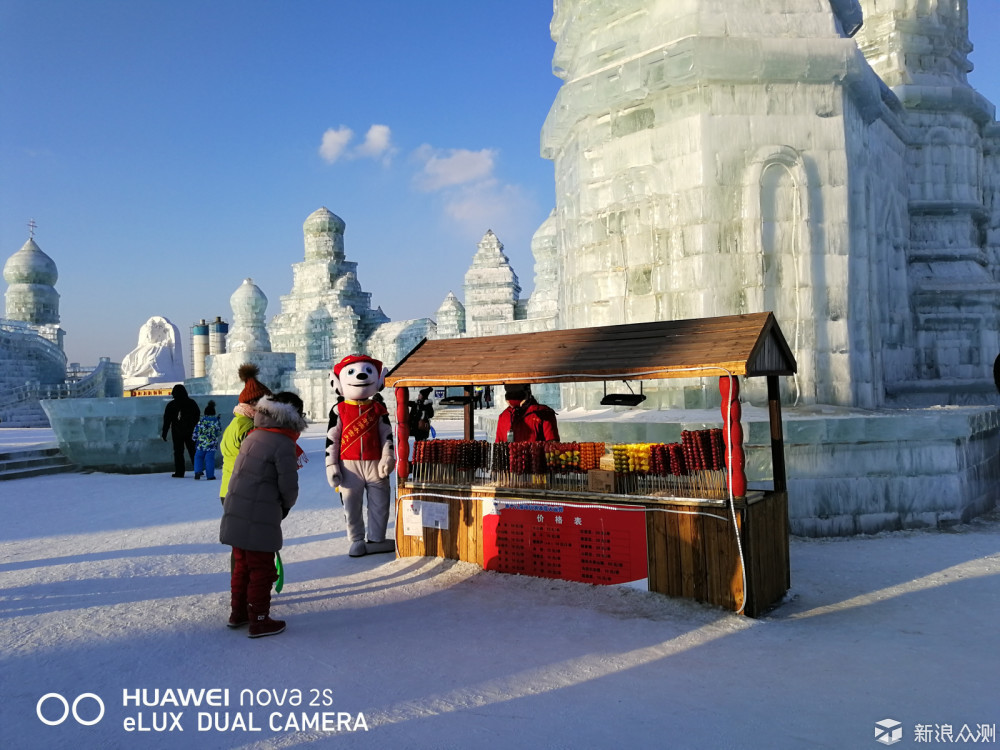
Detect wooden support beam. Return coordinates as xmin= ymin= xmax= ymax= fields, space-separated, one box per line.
xmin=767 ymin=375 xmax=787 ymax=494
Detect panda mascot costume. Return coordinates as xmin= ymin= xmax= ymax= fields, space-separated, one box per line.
xmin=325 ymin=354 xmax=396 ymax=557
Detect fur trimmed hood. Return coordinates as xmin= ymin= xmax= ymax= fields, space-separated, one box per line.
xmin=254 ymin=396 xmax=308 ymax=432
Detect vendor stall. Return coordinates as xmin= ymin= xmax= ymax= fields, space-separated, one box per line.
xmin=385 ymin=312 xmax=796 ymax=617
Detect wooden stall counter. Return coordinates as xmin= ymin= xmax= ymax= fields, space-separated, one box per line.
xmin=385 ymin=313 xmax=797 ymax=618
xmin=395 ymin=482 xmax=789 ymax=618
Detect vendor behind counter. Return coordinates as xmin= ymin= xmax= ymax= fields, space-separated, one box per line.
xmin=494 ymin=384 xmax=559 ymax=443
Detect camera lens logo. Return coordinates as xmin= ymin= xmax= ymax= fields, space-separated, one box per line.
xmin=36 ymin=693 xmax=105 ymax=726
xmin=875 ymin=718 xmax=903 ymax=745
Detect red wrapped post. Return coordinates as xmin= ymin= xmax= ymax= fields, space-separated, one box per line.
xmin=719 ymin=376 xmax=747 ymax=498
xmin=395 ymin=386 xmax=410 ymax=479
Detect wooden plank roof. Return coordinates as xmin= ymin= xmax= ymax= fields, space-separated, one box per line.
xmin=384 ymin=312 xmax=797 ymax=388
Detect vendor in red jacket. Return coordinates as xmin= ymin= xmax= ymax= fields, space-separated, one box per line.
xmin=495 ymin=384 xmax=560 ymax=442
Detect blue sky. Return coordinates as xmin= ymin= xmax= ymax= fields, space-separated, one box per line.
xmin=2 ymin=1 xmax=1000 ymax=370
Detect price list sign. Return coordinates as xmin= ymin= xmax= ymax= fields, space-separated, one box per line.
xmin=482 ymin=500 xmax=648 ymax=588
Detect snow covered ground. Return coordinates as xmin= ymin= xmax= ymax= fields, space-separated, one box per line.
xmin=2 ymin=423 xmax=999 ymax=749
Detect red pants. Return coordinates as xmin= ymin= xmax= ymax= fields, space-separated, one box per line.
xmin=230 ymin=547 xmax=277 ymax=611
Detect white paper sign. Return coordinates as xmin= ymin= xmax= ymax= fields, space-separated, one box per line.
xmin=400 ymin=499 xmax=450 ymax=535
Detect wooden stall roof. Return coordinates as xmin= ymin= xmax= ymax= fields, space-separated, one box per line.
xmin=385 ymin=312 xmax=796 ymax=388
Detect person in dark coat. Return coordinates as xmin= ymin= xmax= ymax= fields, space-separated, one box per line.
xmin=220 ymin=392 xmax=307 ymax=638
xmin=407 ymin=387 xmax=435 ymax=442
xmin=495 ymin=384 xmax=559 ymax=443
xmin=161 ymin=384 xmax=200 ymax=478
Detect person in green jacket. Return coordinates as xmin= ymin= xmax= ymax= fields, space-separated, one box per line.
xmin=219 ymin=363 xmax=273 ymax=503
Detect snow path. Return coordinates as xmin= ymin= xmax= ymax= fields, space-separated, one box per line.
xmin=1 ymin=426 xmax=998 ymax=748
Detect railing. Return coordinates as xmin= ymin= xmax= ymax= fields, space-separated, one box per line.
xmin=63 ymin=358 xmax=122 ymax=399
xmin=0 ymin=319 xmax=66 ymax=365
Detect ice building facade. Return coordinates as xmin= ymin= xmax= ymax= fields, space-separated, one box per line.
xmin=518 ymin=0 xmax=1000 ymax=411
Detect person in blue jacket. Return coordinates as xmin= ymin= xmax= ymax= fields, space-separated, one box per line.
xmin=193 ymin=400 xmax=223 ymax=480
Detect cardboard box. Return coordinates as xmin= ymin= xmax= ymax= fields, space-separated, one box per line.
xmin=587 ymin=469 xmax=616 ymax=493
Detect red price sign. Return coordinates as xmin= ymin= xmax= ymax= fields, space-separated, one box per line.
xmin=482 ymin=501 xmax=648 ymax=587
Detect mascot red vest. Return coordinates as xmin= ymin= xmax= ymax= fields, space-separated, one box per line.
xmin=325 ymin=355 xmax=396 ymax=557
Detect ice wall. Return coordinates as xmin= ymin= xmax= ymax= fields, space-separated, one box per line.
xmin=42 ymin=395 xmax=238 ymax=474
xmin=546 ymin=403 xmax=1000 ymax=536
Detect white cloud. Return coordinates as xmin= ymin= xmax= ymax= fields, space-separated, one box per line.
xmin=407 ymin=143 xmax=538 ymax=241
xmin=442 ymin=179 xmax=536 ymax=239
xmin=413 ymin=146 xmax=497 ymax=192
xmin=319 ymin=126 xmax=354 ymax=163
xmin=356 ymin=124 xmax=394 ymax=163
xmin=320 ymin=124 xmax=396 ymax=165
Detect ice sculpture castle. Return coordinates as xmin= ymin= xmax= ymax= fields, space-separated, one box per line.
xmin=0 ymin=236 xmax=67 ymax=420
xmin=0 ymin=232 xmax=120 ymax=424
xmin=194 ymin=208 xmax=433 ymax=420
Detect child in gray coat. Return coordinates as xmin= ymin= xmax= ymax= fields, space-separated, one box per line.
xmin=220 ymin=392 xmax=307 ymax=638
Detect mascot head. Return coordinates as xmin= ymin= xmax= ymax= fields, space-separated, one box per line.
xmin=330 ymin=354 xmax=386 ymax=401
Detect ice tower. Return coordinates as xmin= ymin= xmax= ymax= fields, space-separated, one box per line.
xmin=0 ymin=235 xmax=66 ymax=407
xmin=227 ymin=278 xmax=272 ymax=354
xmin=462 ymin=230 xmax=522 ymax=337
xmin=3 ymin=236 xmax=63 ymax=347
xmin=0 ymin=233 xmax=120 ymax=426
xmin=199 ymin=278 xmax=295 ymax=399
xmin=264 ymin=207 xmax=434 ymax=419
xmin=268 ymin=208 xmax=389 ymax=369
xmin=524 ymin=211 xmax=560 ymax=324
xmin=191 ymin=209 xmax=433 ymax=419
xmin=434 ymin=292 xmax=466 ymax=339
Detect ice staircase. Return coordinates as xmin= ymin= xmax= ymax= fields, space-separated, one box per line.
xmin=0 ymin=401 xmax=51 ymax=428
xmin=0 ymin=446 xmax=78 ymax=481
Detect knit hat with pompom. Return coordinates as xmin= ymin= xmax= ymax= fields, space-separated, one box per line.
xmin=238 ymin=363 xmax=272 ymax=404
